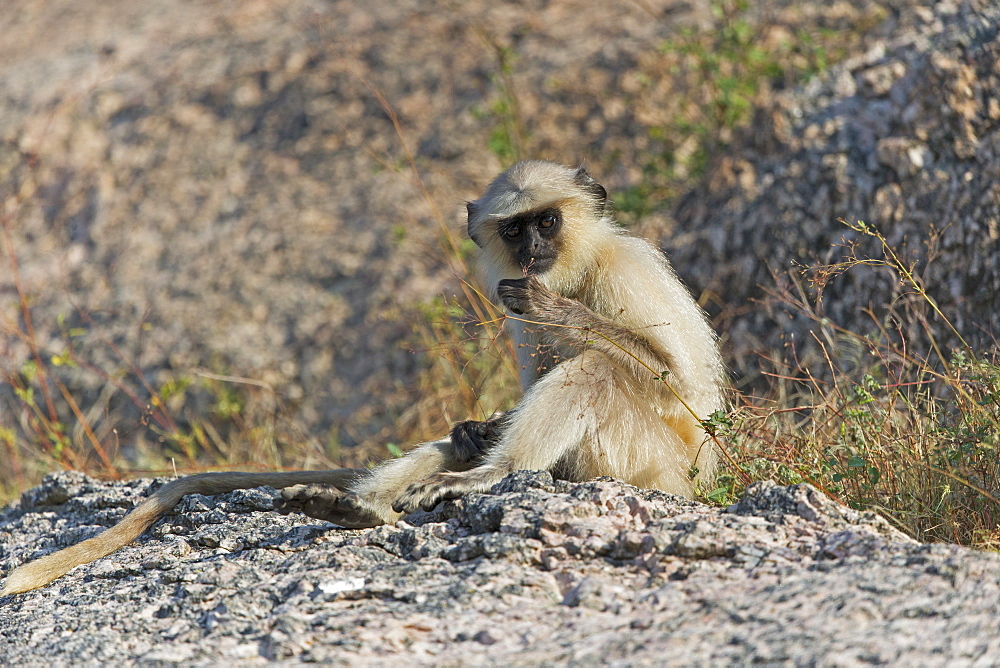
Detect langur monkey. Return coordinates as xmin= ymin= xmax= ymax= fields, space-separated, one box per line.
xmin=1 ymin=161 xmax=725 ymax=596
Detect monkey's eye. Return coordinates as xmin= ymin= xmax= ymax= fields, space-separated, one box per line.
xmin=539 ymin=213 xmax=558 ymax=229
xmin=501 ymin=226 xmax=521 ymax=239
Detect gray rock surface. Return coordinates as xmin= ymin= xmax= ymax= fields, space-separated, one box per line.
xmin=2 ymin=471 xmax=998 ymax=664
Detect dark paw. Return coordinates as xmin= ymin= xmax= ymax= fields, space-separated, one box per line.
xmin=450 ymin=413 xmax=506 ymax=463
xmin=275 ymin=484 xmax=382 ymax=529
xmin=392 ymin=476 xmax=461 ymax=515
xmin=497 ymin=277 xmax=542 ymax=315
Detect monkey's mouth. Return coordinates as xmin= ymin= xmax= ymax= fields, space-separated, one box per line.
xmin=519 ymin=255 xmax=555 ymax=276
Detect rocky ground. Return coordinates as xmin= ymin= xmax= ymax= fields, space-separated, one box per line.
xmin=1 ymin=471 xmax=998 ymax=664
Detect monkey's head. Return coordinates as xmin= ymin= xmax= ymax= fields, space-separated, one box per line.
xmin=466 ymin=161 xmax=610 ymax=295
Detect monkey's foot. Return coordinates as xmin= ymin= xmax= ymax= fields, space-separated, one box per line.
xmin=391 ymin=473 xmax=470 ymax=514
xmin=275 ymin=484 xmax=384 ymax=529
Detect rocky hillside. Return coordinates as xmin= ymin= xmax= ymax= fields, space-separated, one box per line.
xmin=1 ymin=472 xmax=998 ymax=663
xmin=671 ymin=0 xmax=1000 ymax=374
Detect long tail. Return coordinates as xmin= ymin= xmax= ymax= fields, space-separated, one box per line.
xmin=1 ymin=469 xmax=364 ymax=596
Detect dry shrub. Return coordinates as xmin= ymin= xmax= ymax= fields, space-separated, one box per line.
xmin=709 ymin=221 xmax=1000 ymax=547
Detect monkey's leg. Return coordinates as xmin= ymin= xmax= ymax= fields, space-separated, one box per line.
xmin=0 ymin=469 xmax=364 ymax=597
xmin=278 ymin=436 xmax=480 ymax=529
xmin=4 ymin=429 xmax=501 ymax=596
xmin=393 ymin=352 xmax=617 ymax=513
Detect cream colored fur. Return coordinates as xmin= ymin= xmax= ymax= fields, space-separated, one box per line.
xmin=390 ymin=160 xmax=725 ymax=510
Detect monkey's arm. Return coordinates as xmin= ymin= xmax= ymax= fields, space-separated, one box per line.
xmin=498 ymin=277 xmax=673 ymax=380
xmin=506 ymin=318 xmax=559 ymax=390
xmin=0 ymin=469 xmax=363 ymax=597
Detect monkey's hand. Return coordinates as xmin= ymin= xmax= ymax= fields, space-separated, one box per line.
xmin=497 ymin=276 xmax=558 ymax=316
xmin=449 ymin=411 xmax=507 ymax=463
xmin=275 ymin=484 xmax=384 ymax=529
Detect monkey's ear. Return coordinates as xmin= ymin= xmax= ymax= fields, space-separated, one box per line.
xmin=574 ymin=166 xmax=608 ymax=207
xmin=466 ymin=201 xmax=484 ymax=247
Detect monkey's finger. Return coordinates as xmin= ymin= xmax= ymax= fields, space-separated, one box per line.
xmin=497 ymin=277 xmax=530 ymax=290
xmin=449 ymin=422 xmax=481 ymax=463
xmin=497 ymin=285 xmax=530 ymax=315
xmin=392 ymin=482 xmax=438 ymax=514
xmin=390 ymin=490 xmax=415 ymax=514
xmin=390 ymin=498 xmax=412 ymax=514
xmin=420 ymin=496 xmax=444 ymax=513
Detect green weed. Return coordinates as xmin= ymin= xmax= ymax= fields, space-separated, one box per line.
xmin=617 ymin=0 xmax=845 ymax=219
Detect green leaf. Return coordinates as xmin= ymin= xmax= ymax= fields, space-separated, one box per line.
xmin=14 ymin=387 xmax=35 ymax=407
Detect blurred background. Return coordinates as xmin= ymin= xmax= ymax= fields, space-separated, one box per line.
xmin=2 ymin=0 xmax=998 ymax=543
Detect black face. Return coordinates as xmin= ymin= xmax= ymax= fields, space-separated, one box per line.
xmin=496 ymin=207 xmax=562 ymax=275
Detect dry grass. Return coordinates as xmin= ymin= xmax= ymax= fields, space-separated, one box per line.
xmin=706 ymin=221 xmax=1000 ymax=547
xmin=0 ymin=148 xmax=340 ymax=493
